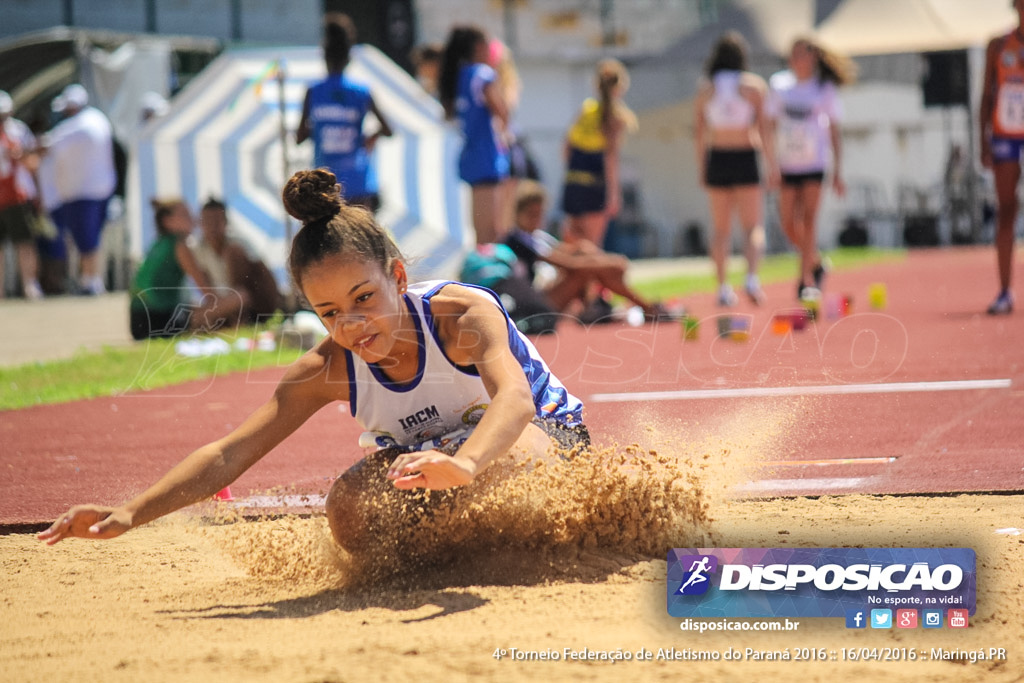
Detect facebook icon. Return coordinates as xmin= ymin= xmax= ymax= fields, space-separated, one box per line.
xmin=845 ymin=609 xmax=867 ymax=629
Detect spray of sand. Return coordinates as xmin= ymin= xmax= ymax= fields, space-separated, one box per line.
xmin=206 ymin=400 xmax=802 ymax=591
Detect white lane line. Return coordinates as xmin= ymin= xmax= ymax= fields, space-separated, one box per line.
xmin=734 ymin=477 xmax=870 ymax=494
xmin=589 ymin=379 xmax=1012 ymax=403
xmin=231 ymin=494 xmax=327 ymax=508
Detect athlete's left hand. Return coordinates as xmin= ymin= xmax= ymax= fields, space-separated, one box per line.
xmin=387 ymin=450 xmax=477 ymax=490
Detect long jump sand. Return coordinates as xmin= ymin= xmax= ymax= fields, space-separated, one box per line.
xmin=2 ymin=450 xmax=1022 ymax=681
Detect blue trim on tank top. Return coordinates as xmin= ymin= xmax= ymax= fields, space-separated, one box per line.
xmin=365 ymin=294 xmax=427 ymax=392
xmin=420 ymin=281 xmax=482 ymax=377
xmin=344 ymin=348 xmax=357 ymax=417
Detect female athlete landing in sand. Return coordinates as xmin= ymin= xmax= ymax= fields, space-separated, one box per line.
xmin=40 ymin=169 xmax=588 ymax=554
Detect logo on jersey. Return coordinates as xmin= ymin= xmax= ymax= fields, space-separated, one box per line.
xmin=399 ymin=405 xmax=441 ymax=431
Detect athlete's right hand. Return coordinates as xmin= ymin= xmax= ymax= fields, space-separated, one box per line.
xmin=37 ymin=506 xmax=133 ymax=545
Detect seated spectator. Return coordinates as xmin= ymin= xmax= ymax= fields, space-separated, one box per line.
xmin=504 ymin=180 xmax=675 ymax=322
xmin=129 ymin=198 xmax=246 ymax=340
xmin=458 ymin=241 xmax=559 ymax=335
xmin=192 ymin=197 xmax=283 ymax=322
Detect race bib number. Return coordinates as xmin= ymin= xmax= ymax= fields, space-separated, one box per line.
xmin=320 ymin=125 xmax=357 ymax=155
xmin=996 ymin=83 xmax=1024 ymax=135
xmin=778 ymin=118 xmax=819 ymax=168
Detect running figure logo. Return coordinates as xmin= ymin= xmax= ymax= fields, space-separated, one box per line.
xmin=675 ymin=554 xmax=719 ymax=595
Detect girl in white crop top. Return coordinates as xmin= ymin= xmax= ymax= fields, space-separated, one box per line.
xmin=41 ymin=168 xmax=588 ymax=558
xmin=704 ymin=70 xmax=756 ymax=130
xmin=693 ymin=31 xmax=776 ymax=308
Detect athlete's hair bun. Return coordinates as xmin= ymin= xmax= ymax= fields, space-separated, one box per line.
xmin=282 ymin=168 xmax=343 ymax=224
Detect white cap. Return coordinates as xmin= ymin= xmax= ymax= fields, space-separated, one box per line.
xmin=53 ymin=83 xmax=88 ymax=113
xmin=0 ymin=90 xmax=12 ymax=115
xmin=139 ymin=91 xmax=169 ymax=119
xmin=63 ymin=84 xmax=89 ymax=109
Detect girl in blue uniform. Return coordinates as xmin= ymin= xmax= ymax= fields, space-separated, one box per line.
xmin=297 ymin=13 xmax=393 ymax=212
xmin=439 ymin=25 xmax=510 ymax=244
xmin=40 ymin=168 xmax=588 ymax=555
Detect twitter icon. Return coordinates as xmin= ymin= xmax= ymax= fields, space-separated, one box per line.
xmin=870 ymin=609 xmax=892 ymax=629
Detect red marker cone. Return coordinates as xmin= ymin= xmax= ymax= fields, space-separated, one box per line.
xmin=213 ymin=486 xmax=234 ymax=501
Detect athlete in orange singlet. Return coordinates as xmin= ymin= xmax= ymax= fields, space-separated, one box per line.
xmin=979 ymin=0 xmax=1024 ymax=315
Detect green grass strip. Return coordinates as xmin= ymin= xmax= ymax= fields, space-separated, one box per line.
xmin=628 ymin=247 xmax=905 ymax=301
xmin=0 ymin=328 xmax=305 ymax=411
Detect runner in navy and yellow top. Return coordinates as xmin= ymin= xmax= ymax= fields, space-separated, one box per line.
xmin=980 ymin=0 xmax=1024 ymax=315
xmin=41 ymin=169 xmax=589 ymax=557
xmin=560 ymin=59 xmax=637 ymax=249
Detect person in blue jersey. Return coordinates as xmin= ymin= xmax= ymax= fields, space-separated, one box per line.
xmin=439 ymin=25 xmax=511 ymax=245
xmin=40 ymin=169 xmax=588 ymax=556
xmin=297 ymin=13 xmax=393 ymax=212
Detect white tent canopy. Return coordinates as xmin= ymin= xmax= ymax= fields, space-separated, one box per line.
xmin=816 ymin=0 xmax=1017 ymax=56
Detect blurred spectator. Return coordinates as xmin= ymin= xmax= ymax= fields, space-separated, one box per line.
xmin=506 ymin=180 xmax=674 ymax=323
xmin=0 ymin=90 xmax=44 ymax=300
xmin=37 ymin=84 xmax=117 ymax=295
xmin=560 ymin=58 xmax=638 ymax=249
xmin=297 ymin=13 xmax=393 ymax=212
xmin=410 ymin=43 xmax=443 ymax=97
xmin=191 ymin=197 xmax=283 ymax=322
xmin=439 ymin=25 xmax=510 ymax=244
xmin=766 ymin=36 xmax=855 ymax=300
xmin=693 ymin=32 xmax=774 ymax=307
xmin=129 ymin=198 xmax=248 ymax=340
xmin=139 ymin=91 xmax=169 ymax=125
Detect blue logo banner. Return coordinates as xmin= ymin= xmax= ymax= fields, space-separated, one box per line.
xmin=667 ymin=548 xmax=976 ymax=618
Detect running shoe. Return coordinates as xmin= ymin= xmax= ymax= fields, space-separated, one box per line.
xmin=744 ymin=274 xmax=765 ymax=306
xmin=717 ymin=284 xmax=738 ymax=307
xmin=644 ymin=302 xmax=686 ymax=322
xmin=986 ymin=291 xmax=1014 ymax=315
xmin=23 ymin=280 xmax=44 ymax=301
xmin=812 ymin=257 xmax=832 ymax=290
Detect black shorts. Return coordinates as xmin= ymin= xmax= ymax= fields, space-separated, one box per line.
xmin=0 ymin=202 xmax=36 ymax=243
xmin=781 ymin=171 xmax=825 ymax=187
xmin=129 ymin=306 xmax=189 ymax=341
xmin=562 ymin=147 xmax=606 ymax=215
xmin=704 ymin=148 xmax=760 ymax=188
xmin=535 ymin=419 xmax=591 ymax=453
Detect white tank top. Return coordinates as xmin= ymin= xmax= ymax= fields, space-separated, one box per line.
xmin=347 ymin=280 xmax=584 ymax=451
xmin=704 ymin=70 xmax=756 ymax=130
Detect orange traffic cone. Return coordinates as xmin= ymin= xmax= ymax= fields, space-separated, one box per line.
xmin=213 ymin=486 xmax=234 ymax=501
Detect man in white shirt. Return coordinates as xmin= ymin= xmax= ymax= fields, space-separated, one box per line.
xmin=38 ymin=84 xmax=116 ymax=295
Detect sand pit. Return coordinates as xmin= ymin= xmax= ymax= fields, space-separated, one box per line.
xmin=2 ymin=438 xmax=1022 ymax=682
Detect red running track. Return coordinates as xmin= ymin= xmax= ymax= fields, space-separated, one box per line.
xmin=2 ymin=247 xmax=1022 ymax=524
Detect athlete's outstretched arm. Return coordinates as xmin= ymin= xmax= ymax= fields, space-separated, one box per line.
xmin=39 ymin=353 xmax=336 ymax=544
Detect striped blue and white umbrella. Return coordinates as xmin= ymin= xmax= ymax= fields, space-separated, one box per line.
xmin=128 ymin=45 xmax=473 ymax=287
